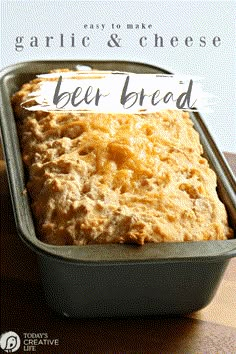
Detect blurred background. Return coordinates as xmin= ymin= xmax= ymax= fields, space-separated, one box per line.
xmin=1 ymin=0 xmax=235 ymax=152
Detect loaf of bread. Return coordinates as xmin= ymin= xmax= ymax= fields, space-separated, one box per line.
xmin=11 ymin=71 xmax=233 ymax=245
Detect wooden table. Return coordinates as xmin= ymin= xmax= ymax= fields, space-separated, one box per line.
xmin=1 ymin=147 xmax=236 ymax=354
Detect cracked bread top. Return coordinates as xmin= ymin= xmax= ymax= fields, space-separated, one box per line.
xmin=11 ymin=71 xmax=233 ymax=245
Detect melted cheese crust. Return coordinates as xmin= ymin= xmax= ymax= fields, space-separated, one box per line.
xmin=11 ymin=74 xmax=233 ymax=245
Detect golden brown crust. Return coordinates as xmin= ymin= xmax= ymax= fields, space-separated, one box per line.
xmin=11 ymin=72 xmax=233 ymax=245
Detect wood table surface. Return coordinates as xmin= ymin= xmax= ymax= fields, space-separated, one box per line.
xmin=0 ymin=145 xmax=236 ymax=354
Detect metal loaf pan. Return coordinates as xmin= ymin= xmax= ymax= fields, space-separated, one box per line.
xmin=0 ymin=60 xmax=235 ymax=318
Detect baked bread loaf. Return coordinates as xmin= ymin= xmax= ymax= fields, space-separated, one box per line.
xmin=11 ymin=71 xmax=233 ymax=245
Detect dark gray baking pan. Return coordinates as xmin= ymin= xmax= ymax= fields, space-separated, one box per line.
xmin=0 ymin=60 xmax=235 ymax=318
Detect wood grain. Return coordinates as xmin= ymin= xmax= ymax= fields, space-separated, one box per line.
xmin=0 ymin=145 xmax=236 ymax=353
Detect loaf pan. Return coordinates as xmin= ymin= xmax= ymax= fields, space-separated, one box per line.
xmin=0 ymin=60 xmax=235 ymax=318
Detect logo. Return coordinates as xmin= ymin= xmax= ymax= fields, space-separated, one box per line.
xmin=0 ymin=332 xmax=21 ymax=353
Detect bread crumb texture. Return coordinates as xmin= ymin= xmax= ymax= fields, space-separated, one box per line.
xmin=11 ymin=72 xmax=233 ymax=245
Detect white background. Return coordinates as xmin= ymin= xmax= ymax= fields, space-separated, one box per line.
xmin=1 ymin=0 xmax=235 ymax=152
